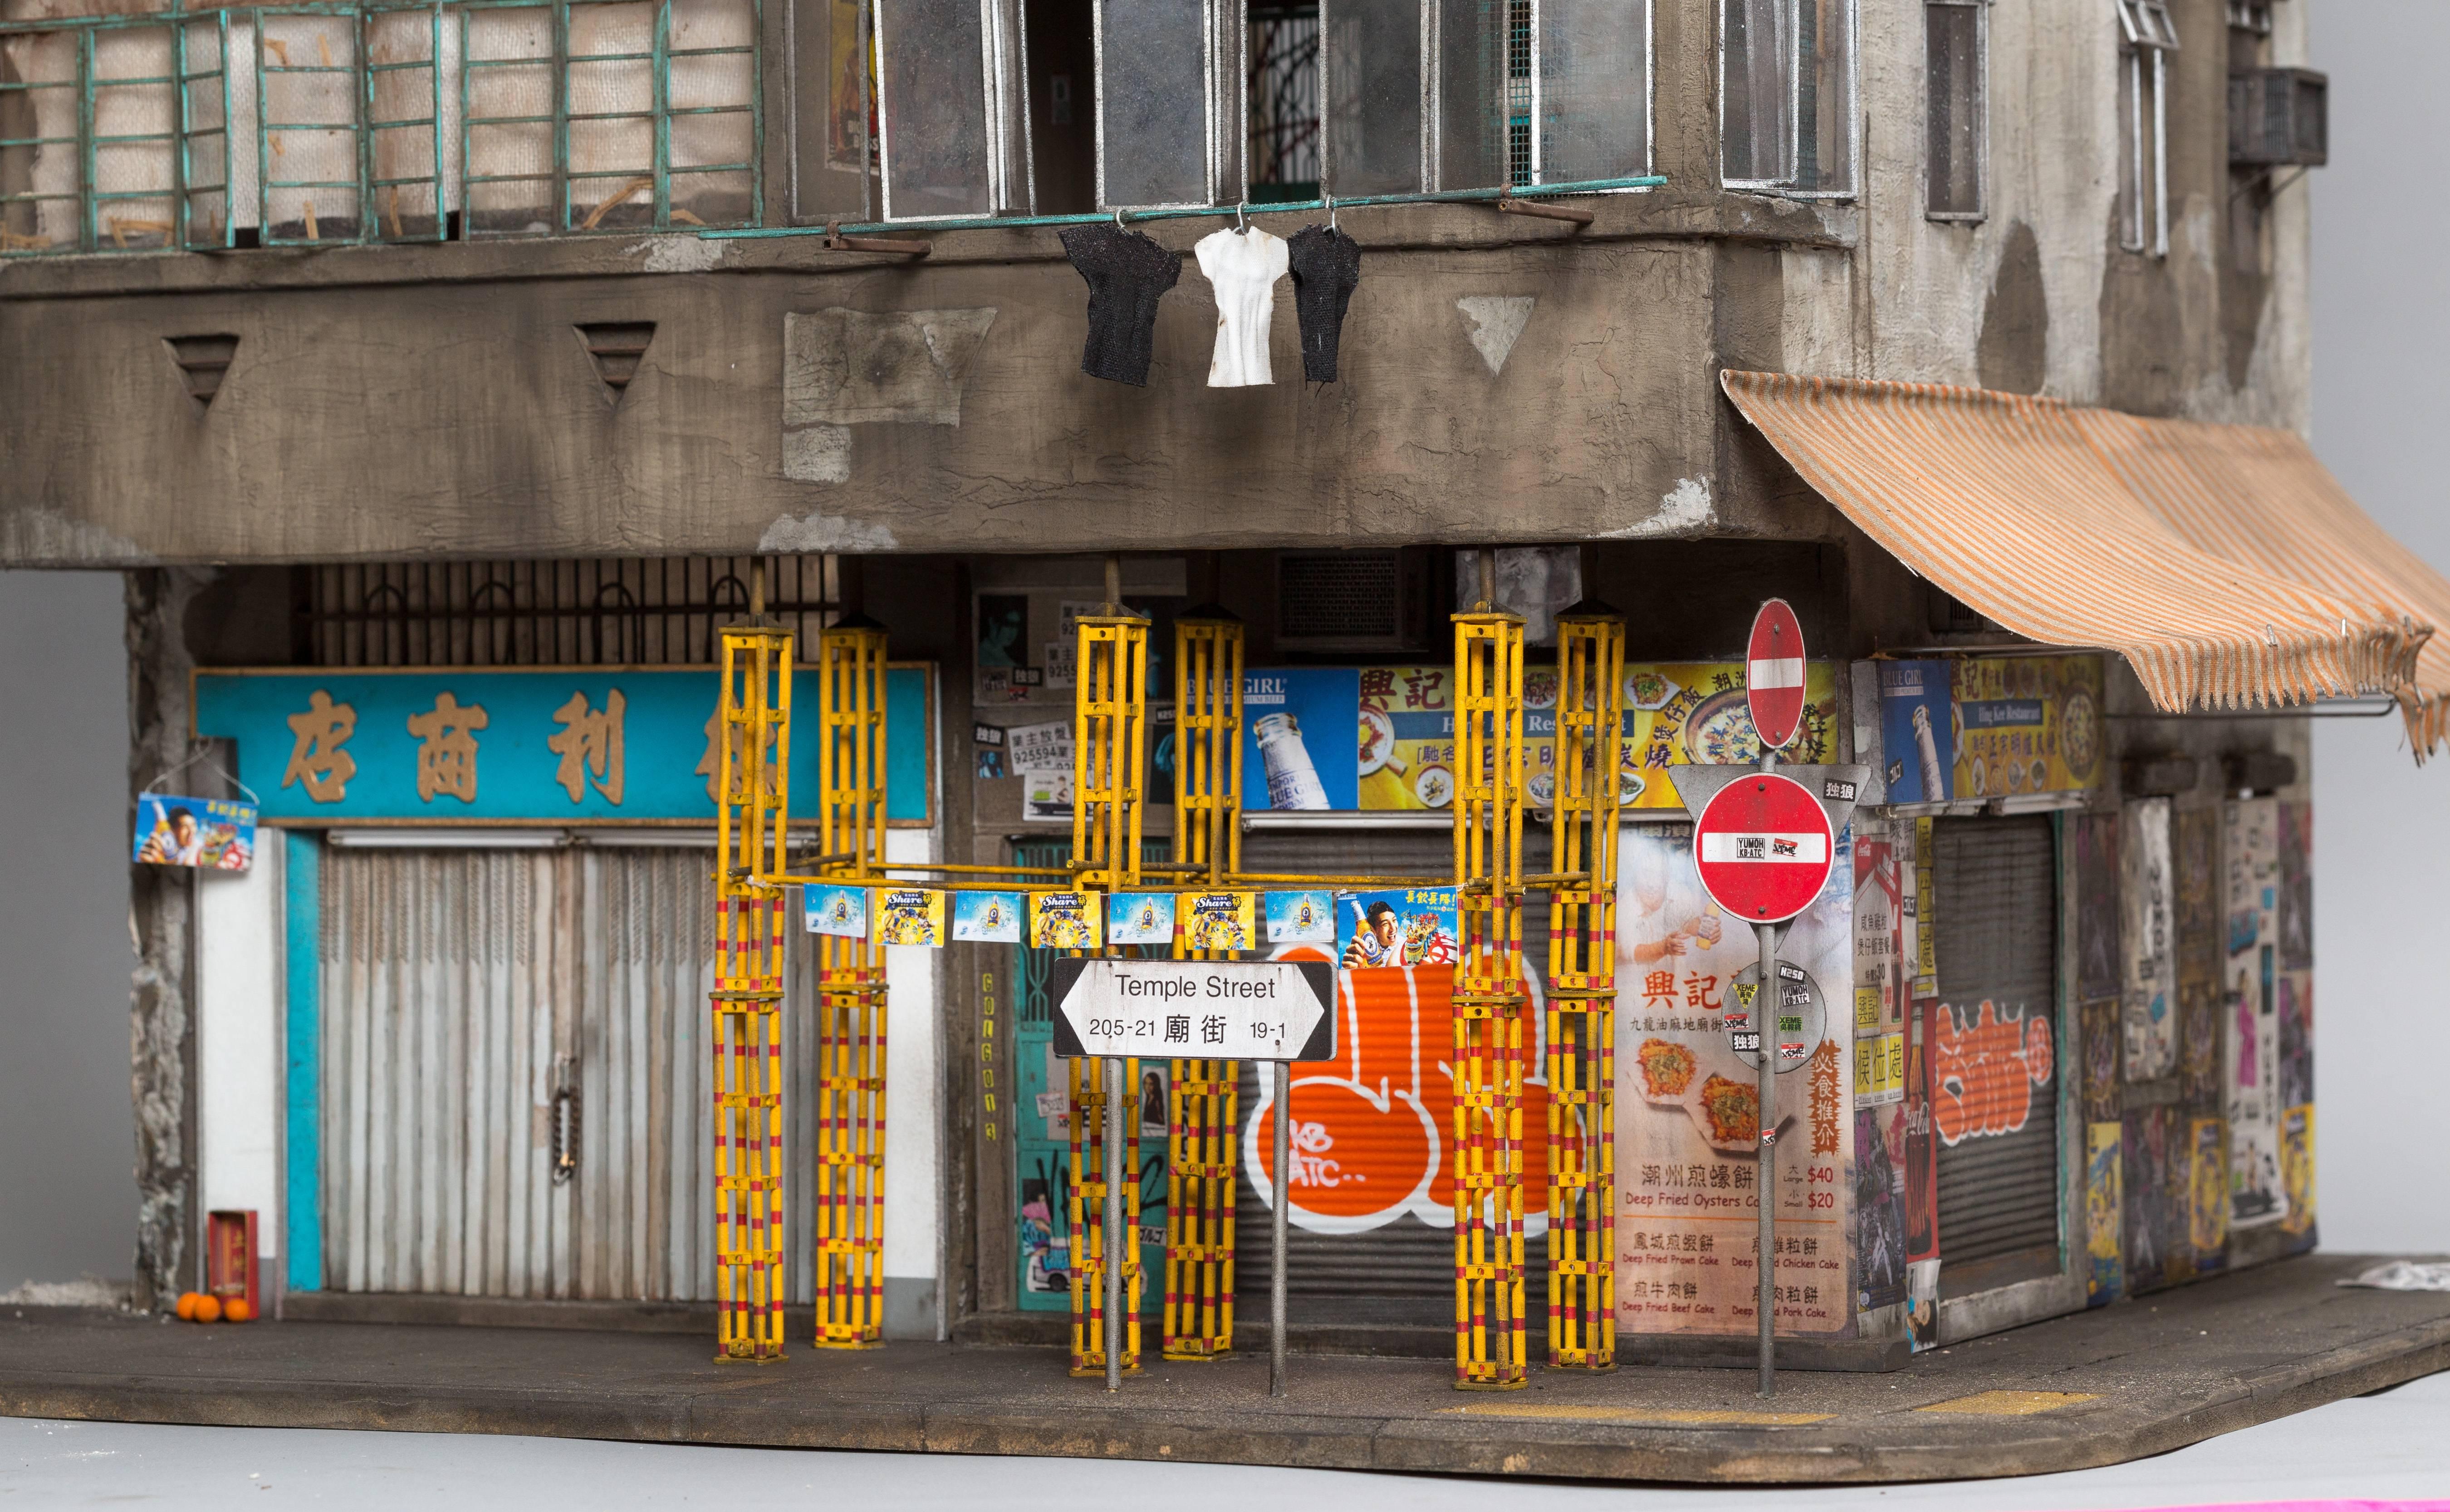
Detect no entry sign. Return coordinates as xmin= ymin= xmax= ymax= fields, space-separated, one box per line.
xmin=1693 ymin=773 xmax=1835 ymax=923
xmin=1746 ymin=599 xmax=1807 ymax=751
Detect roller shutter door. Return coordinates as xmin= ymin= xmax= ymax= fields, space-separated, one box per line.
xmin=317 ymin=842 xmax=835 ymax=1303
xmin=1931 ymin=815 xmax=2063 ymax=1275
xmin=1230 ymin=827 xmax=1553 ymax=1328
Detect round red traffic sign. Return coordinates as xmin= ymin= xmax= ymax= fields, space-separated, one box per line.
xmin=1746 ymin=599 xmax=1807 ymax=751
xmin=1693 ymin=773 xmax=1834 ymax=924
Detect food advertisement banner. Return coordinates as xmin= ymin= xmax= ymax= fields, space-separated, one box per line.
xmin=1852 ymin=817 xmax=1906 ymax=1108
xmin=1617 ymin=822 xmax=1854 ymax=1337
xmin=1243 ymin=662 xmax=1842 ymax=815
xmin=1950 ymin=656 xmax=2106 ymax=801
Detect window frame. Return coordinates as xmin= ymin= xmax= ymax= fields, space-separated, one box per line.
xmin=1717 ymin=0 xmax=1859 ymax=201
xmin=2114 ymin=0 xmax=2175 ymax=258
xmin=1921 ymin=0 xmax=1986 ymax=224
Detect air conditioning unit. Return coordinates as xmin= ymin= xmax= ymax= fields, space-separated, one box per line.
xmin=2230 ymin=68 xmax=2328 ymax=167
xmin=1273 ymin=549 xmax=1430 ymax=652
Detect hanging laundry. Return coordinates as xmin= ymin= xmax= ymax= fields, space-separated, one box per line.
xmin=1058 ymin=223 xmax=1181 ymax=386
xmin=1193 ymin=225 xmax=1289 ymax=387
xmin=1287 ymin=224 xmax=1362 ymax=383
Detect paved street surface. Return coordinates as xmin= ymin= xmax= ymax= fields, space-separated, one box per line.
xmin=4 ymin=1254 xmax=2448 ymax=1487
xmin=3 ymin=1369 xmax=2447 ymax=1510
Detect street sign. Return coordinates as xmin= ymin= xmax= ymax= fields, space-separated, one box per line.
xmin=1050 ymin=958 xmax=1337 ymax=1062
xmin=1746 ymin=598 xmax=1807 ymax=751
xmin=1693 ymin=773 xmax=1835 ymax=924
xmin=1725 ymin=959 xmax=1825 ymax=1074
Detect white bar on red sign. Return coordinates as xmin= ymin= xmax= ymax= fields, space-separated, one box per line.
xmin=1747 ymin=656 xmax=1806 ymax=689
xmin=1697 ymin=831 xmax=1831 ymax=864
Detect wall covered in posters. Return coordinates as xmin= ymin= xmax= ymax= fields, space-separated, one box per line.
xmin=1239 ymin=663 xmax=1843 ymax=814
xmin=1617 ymin=823 xmax=1853 ymax=1338
xmin=2122 ymin=799 xmax=2178 ymax=1080
xmin=2225 ymin=798 xmax=2288 ymax=1231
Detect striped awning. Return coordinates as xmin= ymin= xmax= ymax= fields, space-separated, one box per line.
xmin=2076 ymin=409 xmax=2450 ymax=755
xmin=1720 ymin=372 xmax=2426 ymax=719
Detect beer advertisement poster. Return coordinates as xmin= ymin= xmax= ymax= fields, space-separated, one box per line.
xmin=876 ymin=888 xmax=947 ymax=948
xmin=951 ymin=891 xmax=1023 ymax=943
xmin=1106 ymin=891 xmax=1177 ymax=946
xmin=1264 ymin=890 xmax=1336 ymax=944
xmin=1875 ymin=660 xmax=1955 ymax=805
xmin=805 ymin=883 xmax=869 ymax=938
xmin=1337 ymin=889 xmax=1458 ymax=969
xmin=132 ymin=793 xmax=257 ymax=871
xmin=1179 ymin=891 xmax=1256 ymax=951
xmin=1616 ymin=822 xmax=1855 ymax=1337
xmin=1029 ymin=891 xmax=1102 ymax=950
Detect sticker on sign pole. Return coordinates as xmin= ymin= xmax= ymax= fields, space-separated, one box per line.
xmin=1746 ymin=598 xmax=1808 ymax=751
xmin=1692 ymin=772 xmax=1836 ymax=924
xmin=1049 ymin=958 xmax=1337 ymax=1062
xmin=1724 ymin=959 xmax=1825 ymax=1074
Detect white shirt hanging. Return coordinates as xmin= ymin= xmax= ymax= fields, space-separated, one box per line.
xmin=1194 ymin=225 xmax=1289 ymax=387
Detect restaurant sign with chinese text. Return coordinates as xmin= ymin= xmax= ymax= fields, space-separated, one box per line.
xmin=194 ymin=666 xmax=932 ymax=824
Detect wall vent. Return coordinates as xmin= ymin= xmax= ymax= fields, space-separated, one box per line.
xmin=577 ymin=322 xmax=657 ymax=400
xmin=166 ymin=334 xmax=239 ymax=411
xmin=1276 ymin=550 xmax=1416 ymax=652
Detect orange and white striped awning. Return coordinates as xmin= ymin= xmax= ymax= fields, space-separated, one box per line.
xmin=2075 ymin=409 xmax=2450 ymax=755
xmin=1720 ymin=372 xmax=2428 ymax=724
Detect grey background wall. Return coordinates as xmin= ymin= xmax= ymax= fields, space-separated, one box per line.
xmin=0 ymin=0 xmax=2443 ymax=1286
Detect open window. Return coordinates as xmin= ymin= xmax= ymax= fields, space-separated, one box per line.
xmin=2116 ymin=0 xmax=2176 ymax=255
xmin=1720 ymin=0 xmax=1855 ymax=197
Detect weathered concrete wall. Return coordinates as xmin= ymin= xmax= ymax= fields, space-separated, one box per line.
xmin=0 ymin=193 xmax=1860 ymax=569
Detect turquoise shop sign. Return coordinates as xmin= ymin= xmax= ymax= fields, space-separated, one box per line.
xmin=193 ymin=665 xmax=934 ymax=825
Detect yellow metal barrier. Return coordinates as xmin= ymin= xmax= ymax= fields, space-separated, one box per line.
xmin=1068 ymin=609 xmax=1149 ymax=1376
xmin=1164 ymin=611 xmax=1244 ymax=1361
xmin=1545 ymin=607 xmax=1624 ymax=1370
xmin=812 ymin=616 xmax=890 ymax=1347
xmin=1451 ymin=606 xmax=1530 ymax=1390
xmin=713 ymin=625 xmax=793 ymax=1362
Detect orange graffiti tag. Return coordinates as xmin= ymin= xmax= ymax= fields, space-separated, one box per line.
xmin=1931 ymin=999 xmax=2054 ymax=1147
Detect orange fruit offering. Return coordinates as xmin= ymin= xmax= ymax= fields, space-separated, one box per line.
xmin=174 ymin=1292 xmax=200 ymax=1321
xmin=222 ymin=1298 xmax=254 ymax=1323
xmin=192 ymin=1293 xmax=222 ymax=1323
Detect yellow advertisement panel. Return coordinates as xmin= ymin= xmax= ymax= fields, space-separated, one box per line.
xmin=1950 ymin=656 xmax=2107 ymax=800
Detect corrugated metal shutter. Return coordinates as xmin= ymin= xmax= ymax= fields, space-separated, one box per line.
xmin=1230 ymin=827 xmax=1552 ymax=1326
xmin=320 ymin=844 xmax=830 ymax=1303
xmin=1932 ymin=815 xmax=2062 ymax=1272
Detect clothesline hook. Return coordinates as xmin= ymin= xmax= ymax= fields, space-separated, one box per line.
xmin=1234 ymin=199 xmax=1249 ymax=233
xmin=1323 ymin=192 xmax=1337 ymax=230
xmin=1112 ymin=206 xmax=1128 ymax=231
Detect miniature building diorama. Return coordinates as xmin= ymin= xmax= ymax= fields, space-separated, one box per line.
xmin=7 ymin=0 xmax=2437 ymax=1393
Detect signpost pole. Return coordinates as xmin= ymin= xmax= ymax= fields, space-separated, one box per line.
xmin=1105 ymin=1055 xmax=1126 ymax=1393
xmin=1755 ymin=749 xmax=1778 ymax=1400
xmin=1271 ymin=1061 xmax=1290 ymax=1397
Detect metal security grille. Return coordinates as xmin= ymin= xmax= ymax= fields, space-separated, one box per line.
xmin=1230 ymin=827 xmax=1554 ymax=1328
xmin=1246 ymin=5 xmax=1319 ymax=195
xmin=318 ymin=842 xmax=845 ymax=1303
xmin=303 ymin=555 xmax=836 ymax=667
xmin=1276 ymin=552 xmax=1402 ymax=647
xmin=1932 ymin=814 xmax=2062 ymax=1275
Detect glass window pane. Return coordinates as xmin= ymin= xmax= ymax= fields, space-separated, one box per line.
xmin=1250 ymin=6 xmax=1321 ymax=196
xmin=1436 ymin=0 xmax=1504 ymax=189
xmin=1098 ymin=0 xmax=1209 ymax=206
xmin=1924 ymin=2 xmax=1979 ymax=215
xmin=1792 ymin=0 xmax=1850 ymax=191
xmin=1538 ymin=0 xmax=1646 ymax=184
xmin=1720 ymin=0 xmax=1790 ymax=184
xmin=877 ymin=0 xmax=992 ymax=218
xmin=1323 ymin=0 xmax=1419 ymax=194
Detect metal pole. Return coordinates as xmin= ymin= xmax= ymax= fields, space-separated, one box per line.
xmin=1756 ymin=747 xmax=1777 ymax=1399
xmin=1105 ymin=1054 xmax=1125 ymax=1392
xmin=1271 ymin=1059 xmax=1291 ymax=1397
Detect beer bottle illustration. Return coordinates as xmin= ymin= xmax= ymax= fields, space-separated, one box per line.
xmin=1911 ymin=701 xmax=1946 ymax=801
xmin=1255 ymin=712 xmax=1331 ymax=809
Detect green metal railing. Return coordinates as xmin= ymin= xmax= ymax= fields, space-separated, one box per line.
xmin=0 ymin=0 xmax=760 ymax=255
